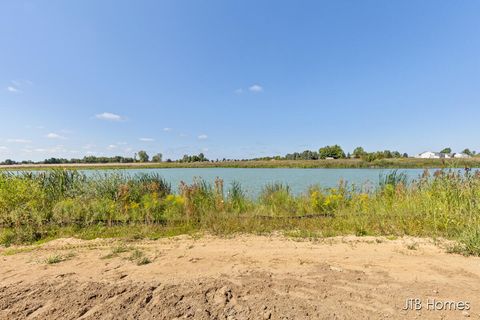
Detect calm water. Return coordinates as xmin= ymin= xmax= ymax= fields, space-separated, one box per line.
xmin=82 ymin=168 xmax=445 ymax=197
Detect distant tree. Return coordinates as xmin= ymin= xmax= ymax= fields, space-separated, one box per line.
xmin=402 ymin=153 xmax=409 ymax=158
xmin=318 ymin=145 xmax=346 ymax=159
xmin=137 ymin=150 xmax=149 ymax=162
xmin=462 ymin=149 xmax=474 ymax=156
xmin=440 ymin=147 xmax=452 ymax=154
xmin=151 ymin=153 xmax=163 ymax=162
xmin=352 ymin=147 xmax=367 ymax=159
xmin=2 ymin=159 xmax=16 ymax=165
xmin=179 ymin=153 xmax=209 ymax=163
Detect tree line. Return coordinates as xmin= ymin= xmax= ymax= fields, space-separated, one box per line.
xmin=1 ymin=145 xmax=478 ymax=165
xmin=0 ymin=151 xmax=210 ymax=165
xmin=284 ymin=145 xmax=406 ymax=161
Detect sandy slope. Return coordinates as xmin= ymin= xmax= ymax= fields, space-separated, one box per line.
xmin=0 ymin=235 xmax=479 ymax=320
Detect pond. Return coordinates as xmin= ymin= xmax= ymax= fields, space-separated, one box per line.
xmin=80 ymin=168 xmax=451 ymax=197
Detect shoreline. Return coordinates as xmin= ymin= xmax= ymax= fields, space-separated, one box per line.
xmin=1 ymin=158 xmax=479 ymax=170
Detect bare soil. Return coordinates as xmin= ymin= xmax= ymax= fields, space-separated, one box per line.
xmin=1 ymin=235 xmax=479 ymax=319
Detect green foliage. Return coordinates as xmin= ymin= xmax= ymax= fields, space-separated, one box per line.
xmin=378 ymin=170 xmax=408 ymax=191
xmin=352 ymin=147 xmax=367 ymax=159
xmin=227 ymin=181 xmax=249 ymax=213
xmin=1 ymin=169 xmax=480 ymax=256
xmin=440 ymin=147 xmax=452 ymax=154
xmin=462 ymin=149 xmax=475 ymax=156
xmin=151 ymin=153 xmax=163 ymax=163
xmin=285 ymin=150 xmax=319 ymax=160
xmin=137 ymin=150 xmax=149 ymax=162
xmin=180 ymin=153 xmax=209 ymax=163
xmin=318 ymin=145 xmax=346 ymax=159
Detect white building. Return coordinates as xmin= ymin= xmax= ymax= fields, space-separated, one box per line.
xmin=417 ymin=151 xmax=440 ymax=159
xmin=454 ymin=153 xmax=471 ymax=159
xmin=416 ymin=151 xmax=470 ymax=159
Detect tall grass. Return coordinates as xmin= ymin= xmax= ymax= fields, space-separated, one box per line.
xmin=1 ymin=169 xmax=479 ymax=256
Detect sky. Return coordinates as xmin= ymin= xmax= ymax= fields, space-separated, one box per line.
xmin=1 ymin=0 xmax=480 ymax=161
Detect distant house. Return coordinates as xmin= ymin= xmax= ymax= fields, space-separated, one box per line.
xmin=417 ymin=151 xmax=439 ymax=159
xmin=454 ymin=153 xmax=471 ymax=159
xmin=416 ymin=151 xmax=470 ymax=159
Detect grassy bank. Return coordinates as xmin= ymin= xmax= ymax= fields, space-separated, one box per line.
xmin=1 ymin=158 xmax=480 ymax=170
xmin=0 ymin=169 xmax=479 ymax=255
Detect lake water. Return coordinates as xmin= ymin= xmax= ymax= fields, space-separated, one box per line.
xmin=82 ymin=168 xmax=447 ymax=198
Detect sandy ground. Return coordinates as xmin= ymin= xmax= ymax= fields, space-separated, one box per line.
xmin=0 ymin=235 xmax=479 ymax=320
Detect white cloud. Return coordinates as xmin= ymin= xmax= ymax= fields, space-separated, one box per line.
xmin=46 ymin=133 xmax=66 ymax=140
xmin=95 ymin=112 xmax=124 ymax=121
xmin=198 ymin=134 xmax=208 ymax=140
xmin=0 ymin=146 xmax=7 ymax=151
xmin=139 ymin=138 xmax=155 ymax=142
xmin=7 ymin=138 xmax=31 ymax=144
xmin=7 ymin=86 xmax=20 ymax=93
xmin=163 ymin=127 xmax=172 ymax=132
xmin=107 ymin=144 xmax=117 ymax=150
xmin=249 ymin=84 xmax=263 ymax=93
xmin=6 ymin=80 xmax=32 ymax=94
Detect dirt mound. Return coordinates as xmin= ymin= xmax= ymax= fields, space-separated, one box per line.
xmin=1 ymin=235 xmax=479 ymax=319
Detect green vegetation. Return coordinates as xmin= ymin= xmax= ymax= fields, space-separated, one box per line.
xmin=151 ymin=153 xmax=163 ymax=163
xmin=44 ymin=252 xmax=75 ymax=264
xmin=2 ymin=144 xmax=479 ymax=169
xmin=137 ymin=150 xmax=149 ymax=163
xmin=3 ymin=158 xmax=480 ymax=170
xmin=1 ymin=169 xmax=480 ymax=256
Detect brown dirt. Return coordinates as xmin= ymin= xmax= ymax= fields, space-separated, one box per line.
xmin=0 ymin=235 xmax=479 ymax=319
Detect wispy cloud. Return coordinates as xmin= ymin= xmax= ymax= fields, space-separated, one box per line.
xmin=198 ymin=134 xmax=208 ymax=140
xmin=7 ymin=138 xmax=31 ymax=144
xmin=7 ymin=86 xmax=21 ymax=93
xmin=95 ymin=112 xmax=124 ymax=122
xmin=107 ymin=144 xmax=117 ymax=150
xmin=46 ymin=133 xmax=67 ymax=140
xmin=249 ymin=84 xmax=263 ymax=93
xmin=234 ymin=88 xmax=243 ymax=94
xmin=139 ymin=137 xmax=155 ymax=142
xmin=6 ymin=80 xmax=32 ymax=94
xmin=0 ymin=146 xmax=7 ymax=151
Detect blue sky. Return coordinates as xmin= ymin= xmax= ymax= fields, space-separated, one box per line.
xmin=1 ymin=1 xmax=480 ymax=161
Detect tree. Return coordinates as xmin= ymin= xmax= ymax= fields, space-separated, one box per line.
xmin=318 ymin=145 xmax=346 ymax=159
xmin=462 ymin=149 xmax=474 ymax=156
xmin=440 ymin=147 xmax=451 ymax=154
xmin=352 ymin=147 xmax=366 ymax=159
xmin=151 ymin=153 xmax=163 ymax=162
xmin=137 ymin=150 xmax=149 ymax=162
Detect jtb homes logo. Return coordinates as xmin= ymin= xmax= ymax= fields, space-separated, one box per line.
xmin=403 ymin=298 xmax=470 ymax=311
